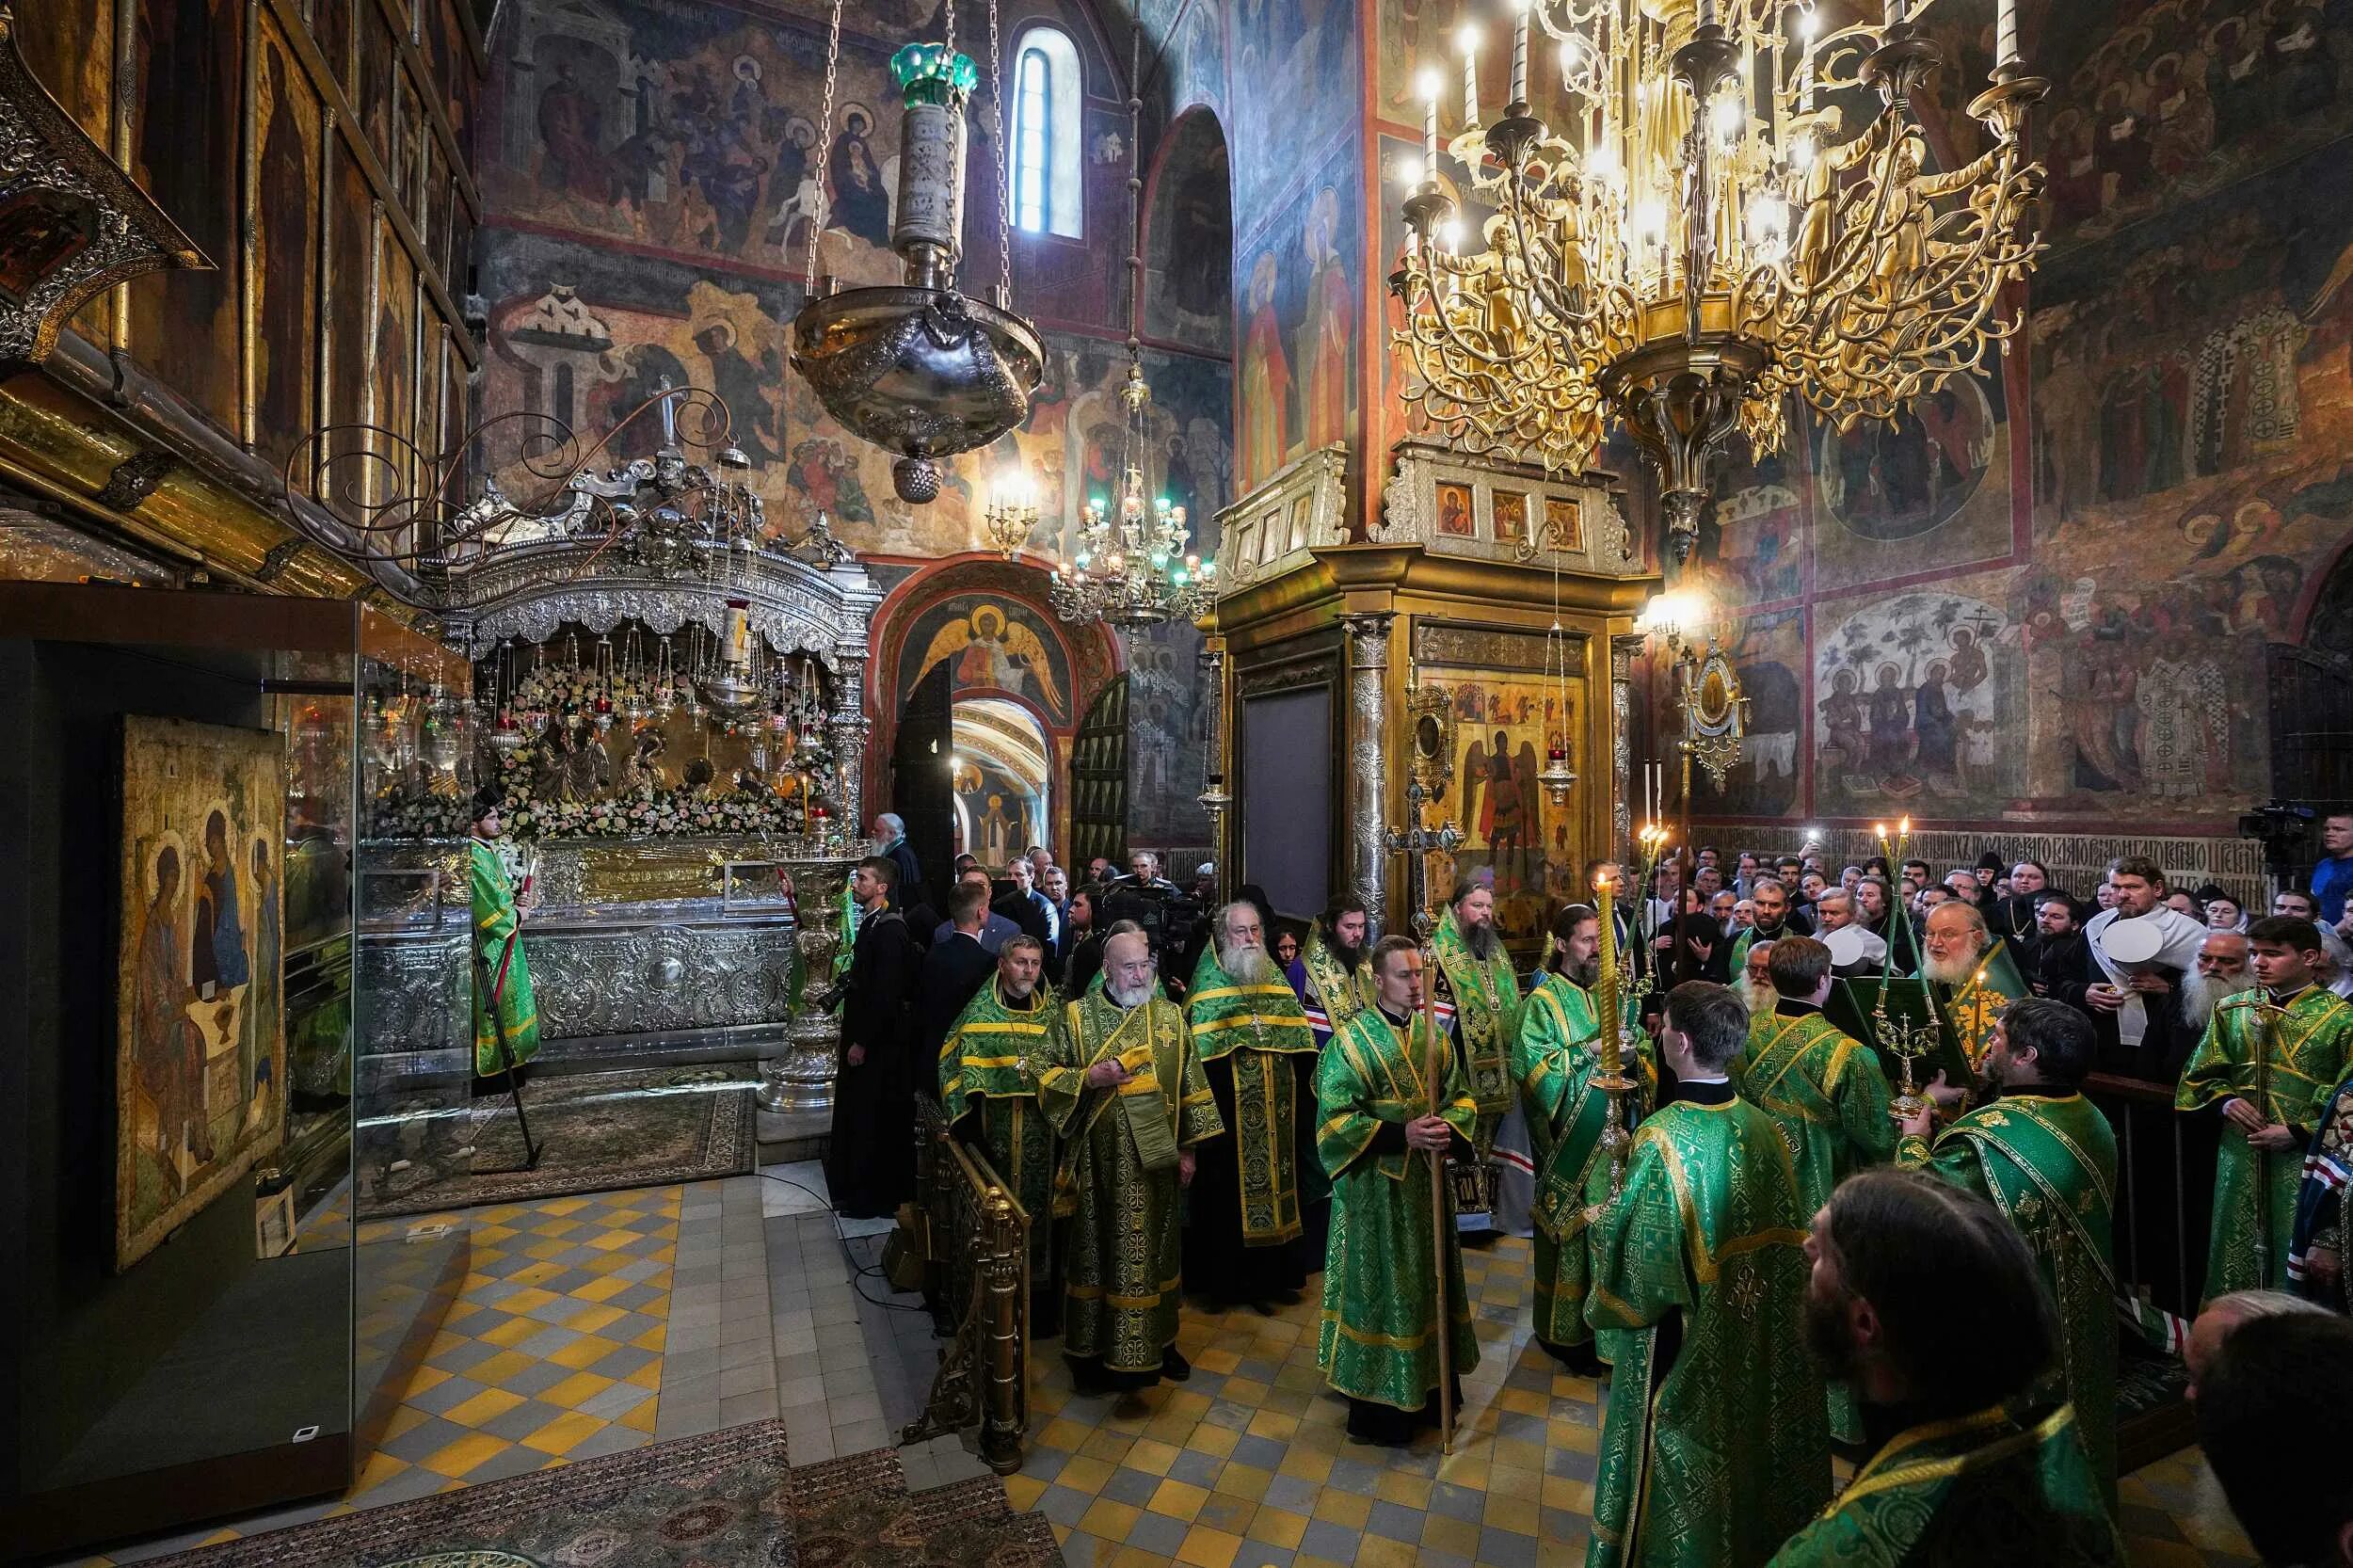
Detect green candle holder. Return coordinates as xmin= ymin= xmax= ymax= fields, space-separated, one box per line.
xmin=891 ymin=42 xmax=978 ymax=108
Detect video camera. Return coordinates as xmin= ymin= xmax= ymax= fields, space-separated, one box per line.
xmin=2239 ymin=799 xmax=2317 ymax=873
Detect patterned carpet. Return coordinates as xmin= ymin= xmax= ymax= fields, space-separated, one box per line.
xmin=358 ymin=1066 xmax=756 ymax=1219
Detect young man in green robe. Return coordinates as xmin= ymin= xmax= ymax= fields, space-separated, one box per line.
xmin=937 ymin=936 xmax=1057 ymax=1326
xmin=468 ymin=792 xmax=539 ymax=1079
xmin=1585 ymin=981 xmax=1831 ymax=1568
xmin=1433 ymin=873 xmax=1524 ymax=1225
xmin=1515 ymin=903 xmax=1652 ymax=1375
xmin=1038 ymin=923 xmax=1222 ymax=1392
xmin=1897 ymin=997 xmax=2121 ymax=1505
xmin=1184 ymin=900 xmax=1319 ymax=1308
xmin=1316 ymin=935 xmax=1481 ymax=1445
xmin=1301 ymin=896 xmax=1374 ymax=1048
xmin=1736 ymin=935 xmax=1896 ymax=1443
xmin=2176 ymin=915 xmax=2353 ymax=1301
xmin=1769 ymin=1169 xmax=2123 ymax=1566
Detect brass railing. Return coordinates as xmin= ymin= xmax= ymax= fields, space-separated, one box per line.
xmin=901 ymin=1096 xmax=1030 ymax=1472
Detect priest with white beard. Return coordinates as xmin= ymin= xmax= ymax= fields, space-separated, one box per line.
xmin=2051 ymin=856 xmax=2211 ymax=1080
xmin=2168 ymin=930 xmax=2257 ymax=1081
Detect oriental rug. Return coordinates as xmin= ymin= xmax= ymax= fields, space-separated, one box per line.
xmin=357 ymin=1064 xmax=756 ymax=1218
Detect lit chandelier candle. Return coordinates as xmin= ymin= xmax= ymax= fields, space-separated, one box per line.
xmin=1390 ymin=0 xmax=2047 ymax=566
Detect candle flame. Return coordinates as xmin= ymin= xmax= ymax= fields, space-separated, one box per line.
xmin=1899 ymin=817 xmax=1911 ymax=834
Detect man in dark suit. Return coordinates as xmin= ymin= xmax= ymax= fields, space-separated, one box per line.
xmin=996 ymin=857 xmax=1057 ymax=951
xmin=828 ymin=856 xmax=919 ymax=1218
xmin=935 ymin=864 xmax=1020 ymax=955
xmin=914 ymin=879 xmax=1001 ymax=1085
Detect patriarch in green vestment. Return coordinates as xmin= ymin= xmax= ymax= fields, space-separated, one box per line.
xmin=1585 ymin=981 xmax=1831 ymax=1568
xmin=1514 ymin=904 xmax=1655 ymax=1374
xmin=468 ymin=792 xmax=540 ymax=1079
xmin=937 ymin=936 xmax=1058 ymax=1320
xmin=1184 ymin=900 xmax=1320 ymax=1308
xmin=2177 ymin=916 xmax=2353 ymax=1303
xmin=1316 ymin=935 xmax=1481 ymax=1446
xmin=1768 ymin=1168 xmax=2124 ymax=1567
xmin=1038 ymin=923 xmax=1222 ymax=1392
xmin=1736 ymin=936 xmax=1895 ymax=1443
xmin=1897 ymin=997 xmax=2120 ymax=1507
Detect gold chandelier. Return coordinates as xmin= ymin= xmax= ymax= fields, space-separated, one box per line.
xmin=1392 ymin=0 xmax=2045 ymax=562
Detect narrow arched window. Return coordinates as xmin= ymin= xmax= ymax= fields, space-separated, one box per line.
xmin=1010 ymin=26 xmax=1082 ymax=239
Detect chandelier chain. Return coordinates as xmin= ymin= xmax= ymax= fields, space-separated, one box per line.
xmin=803 ymin=0 xmax=845 ymax=291
xmin=989 ymin=0 xmax=1012 ymax=305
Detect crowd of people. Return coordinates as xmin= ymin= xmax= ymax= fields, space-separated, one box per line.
xmin=824 ymin=810 xmax=2353 ymax=1566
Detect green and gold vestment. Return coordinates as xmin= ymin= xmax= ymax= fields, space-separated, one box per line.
xmin=1514 ymin=972 xmax=1655 ymax=1353
xmin=1039 ymin=989 xmax=1222 ymax=1373
xmin=1897 ymin=1091 xmax=2120 ymax=1504
xmin=1187 ymin=947 xmax=1318 ymax=1244
xmin=1433 ymin=905 xmax=1522 ymax=1152
xmin=1301 ymin=931 xmax=1372 ymax=1043
xmin=469 ymin=838 xmax=539 ymax=1077
xmin=937 ymin=976 xmax=1057 ymax=1285
xmin=1585 ymin=1089 xmax=1831 ymax=1568
xmin=2176 ymin=984 xmax=2353 ymax=1300
xmin=1764 ymin=1401 xmax=2124 ymax=1567
xmin=1736 ymin=1000 xmax=1895 ymax=1442
xmin=1315 ymin=1005 xmax=1481 ymax=1413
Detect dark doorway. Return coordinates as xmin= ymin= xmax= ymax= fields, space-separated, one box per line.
xmin=1070 ymin=675 xmax=1129 ymax=872
xmin=890 ymin=660 xmax=953 ymax=908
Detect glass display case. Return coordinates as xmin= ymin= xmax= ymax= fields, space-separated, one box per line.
xmin=0 ymin=584 xmax=471 ymax=1560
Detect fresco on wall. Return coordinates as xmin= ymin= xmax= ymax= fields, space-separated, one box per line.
xmin=1417 ymin=672 xmax=1584 ymax=944
xmin=1143 ymin=108 xmax=1233 ymax=356
xmin=480 ymin=229 xmax=1231 ymax=564
xmin=1235 ymin=134 xmax=1359 ymax=490
xmin=1812 ymin=588 xmax=2017 ymax=814
xmin=954 ymin=755 xmax=1044 ymax=863
xmin=1702 ymin=607 xmax=1808 ymax=819
xmin=1172 ymin=0 xmax=1230 ymax=115
xmin=1230 ymin=0 xmax=1356 ymax=215
xmin=903 ymin=595 xmax=1074 ymax=724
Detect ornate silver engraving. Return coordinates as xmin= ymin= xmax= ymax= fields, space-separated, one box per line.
xmin=1341 ymin=612 xmax=1393 ymax=940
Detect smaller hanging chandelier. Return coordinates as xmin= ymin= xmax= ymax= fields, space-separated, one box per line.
xmin=1538 ymin=539 xmax=1577 ymax=807
xmin=982 ymin=468 xmax=1041 ymax=559
xmin=1047 ymin=32 xmax=1217 ymax=630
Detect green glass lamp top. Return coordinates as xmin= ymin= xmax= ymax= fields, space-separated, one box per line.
xmin=891 ymin=43 xmax=978 ymax=107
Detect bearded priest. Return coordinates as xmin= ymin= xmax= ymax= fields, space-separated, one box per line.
xmin=937 ymin=935 xmax=1059 ymax=1328
xmin=1301 ymin=895 xmax=1375 ymax=1048
xmin=1433 ymin=872 xmax=1529 ymax=1230
xmin=1316 ymin=936 xmax=1481 ymax=1445
xmin=1897 ymin=998 xmax=2121 ymax=1505
xmin=1515 ymin=903 xmax=1652 ymax=1375
xmin=1185 ymin=900 xmax=1321 ymax=1310
xmin=1585 ymin=981 xmax=1830 ymax=1568
xmin=1040 ymin=923 xmax=1224 ymax=1392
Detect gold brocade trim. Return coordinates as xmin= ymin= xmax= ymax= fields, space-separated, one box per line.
xmin=1193 ymin=1013 xmax=1317 ymax=1046
xmin=1824 ymin=1403 xmax=2074 ymax=1514
xmin=1191 ymin=983 xmax=1302 ymax=1004
xmin=1318 ymin=1303 xmax=1471 ymax=1351
xmin=1064 ymin=1272 xmax=1184 ymax=1308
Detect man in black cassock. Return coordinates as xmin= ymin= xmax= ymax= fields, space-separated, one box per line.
xmin=913 ymin=879 xmax=1002 ymax=1086
xmin=827 ymin=855 xmax=919 ymax=1218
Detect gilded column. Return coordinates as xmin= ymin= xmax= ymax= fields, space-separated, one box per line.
xmin=1611 ymin=633 xmax=1643 ymax=865
xmin=1342 ymin=612 xmax=1394 ymax=939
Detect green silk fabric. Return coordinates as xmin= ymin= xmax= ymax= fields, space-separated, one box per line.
xmin=1433 ymin=907 xmax=1524 ymax=1138
xmin=1188 ymin=948 xmax=1317 ymax=1245
xmin=1314 ymin=1006 xmax=1481 ymax=1412
xmin=1302 ymin=932 xmax=1373 ymax=1035
xmin=1764 ymin=1401 xmax=2124 ymax=1566
xmin=2176 ymin=985 xmax=2353 ymax=1300
xmin=937 ymin=976 xmax=1058 ymax=1281
xmin=1584 ymin=1097 xmax=1831 ymax=1568
xmin=1038 ymin=990 xmax=1222 ymax=1372
xmin=469 ymin=838 xmax=540 ymax=1076
xmin=1897 ymin=1091 xmax=2121 ymax=1505
xmin=1513 ymin=973 xmax=1642 ymax=1352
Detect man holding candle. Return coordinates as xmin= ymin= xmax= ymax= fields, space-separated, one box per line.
xmin=1897 ymin=999 xmax=2121 ymax=1504
xmin=1734 ymin=936 xmax=1896 ymax=1442
xmin=1585 ymin=981 xmax=1831 ymax=1568
xmin=1316 ymin=936 xmax=1481 ymax=1445
xmin=1515 ymin=903 xmax=1652 ymax=1374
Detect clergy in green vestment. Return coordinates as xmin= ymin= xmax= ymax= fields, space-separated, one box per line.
xmin=1316 ymin=935 xmax=1481 ymax=1446
xmin=2175 ymin=916 xmax=2353 ymax=1302
xmin=1039 ymin=924 xmax=1223 ymax=1392
xmin=1432 ymin=874 xmax=1523 ymax=1156
xmin=1301 ymin=897 xmax=1374 ymax=1048
xmin=1897 ymin=998 xmax=2120 ymax=1506
xmin=468 ymin=793 xmax=540 ymax=1079
xmin=1515 ymin=904 xmax=1655 ymax=1373
xmin=1736 ymin=936 xmax=1896 ymax=1444
xmin=937 ymin=937 xmax=1058 ymax=1318
xmin=1184 ymin=901 xmax=1320 ymax=1308
xmin=1585 ymin=982 xmax=1831 ymax=1568
xmin=1768 ymin=1169 xmax=2124 ymax=1567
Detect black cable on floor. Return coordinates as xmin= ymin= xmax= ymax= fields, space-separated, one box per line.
xmin=753 ymin=1168 xmax=930 ymax=1314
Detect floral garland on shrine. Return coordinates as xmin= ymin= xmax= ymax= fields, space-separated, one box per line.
xmin=487 ymin=744 xmax=805 ymax=840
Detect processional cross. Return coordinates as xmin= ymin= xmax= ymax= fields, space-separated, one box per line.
xmin=1382 ymin=774 xmax=1463 ymax=1449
